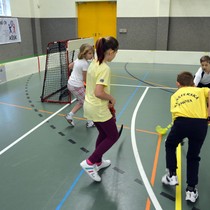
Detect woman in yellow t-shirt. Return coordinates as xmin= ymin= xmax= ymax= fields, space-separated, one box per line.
xmin=161 ymin=71 xmax=210 ymax=203
xmin=80 ymin=37 xmax=119 ymax=182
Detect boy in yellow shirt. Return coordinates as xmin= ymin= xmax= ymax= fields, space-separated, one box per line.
xmin=162 ymin=71 xmax=210 ymax=203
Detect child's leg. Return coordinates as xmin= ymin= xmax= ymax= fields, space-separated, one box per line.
xmin=186 ymin=120 xmax=207 ymax=188
xmin=162 ymin=120 xmax=186 ymax=186
xmin=93 ymin=123 xmax=107 ymax=148
xmin=66 ymin=101 xmax=82 ymax=126
xmin=88 ymin=118 xmax=119 ymax=164
xmin=165 ymin=124 xmax=184 ymax=174
xmin=66 ymin=86 xmax=85 ymax=126
xmin=70 ymin=103 xmax=83 ymax=114
xmin=68 ymin=85 xmax=85 ymax=114
xmin=69 ymin=86 xmax=94 ymax=127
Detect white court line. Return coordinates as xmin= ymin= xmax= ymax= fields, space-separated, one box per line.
xmin=131 ymin=87 xmax=163 ymax=210
xmin=111 ymin=83 xmax=177 ymax=90
xmin=0 ymin=99 xmax=76 ymax=156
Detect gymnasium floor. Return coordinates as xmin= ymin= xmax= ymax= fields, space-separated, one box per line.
xmin=0 ymin=62 xmax=209 ymax=210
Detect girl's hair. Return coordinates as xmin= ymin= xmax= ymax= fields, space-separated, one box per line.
xmin=177 ymin=71 xmax=194 ymax=86
xmin=200 ymin=55 xmax=210 ymax=63
xmin=78 ymin=43 xmax=94 ymax=59
xmin=95 ymin=36 xmax=119 ymax=64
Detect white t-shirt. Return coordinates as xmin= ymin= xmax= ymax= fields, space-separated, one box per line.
xmin=194 ymin=67 xmax=210 ymax=86
xmin=68 ymin=58 xmax=89 ymax=87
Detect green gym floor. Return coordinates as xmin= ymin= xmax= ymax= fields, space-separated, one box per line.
xmin=0 ymin=62 xmax=209 ymax=210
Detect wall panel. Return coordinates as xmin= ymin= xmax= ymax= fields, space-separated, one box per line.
xmin=40 ymin=18 xmax=77 ymax=51
xmin=117 ymin=18 xmax=157 ymax=50
xmin=168 ymin=17 xmax=210 ymax=51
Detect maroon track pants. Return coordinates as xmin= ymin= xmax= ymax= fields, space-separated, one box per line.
xmin=88 ymin=117 xmax=119 ymax=163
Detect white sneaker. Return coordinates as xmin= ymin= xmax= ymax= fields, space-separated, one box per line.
xmin=96 ymin=159 xmax=111 ymax=171
xmin=185 ymin=189 xmax=198 ymax=203
xmin=86 ymin=121 xmax=95 ymax=128
xmin=80 ymin=160 xmax=101 ymax=182
xmin=65 ymin=114 xmax=75 ymax=126
xmin=161 ymin=173 xmax=178 ymax=186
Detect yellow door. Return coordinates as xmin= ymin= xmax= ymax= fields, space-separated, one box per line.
xmin=77 ymin=2 xmax=116 ymax=43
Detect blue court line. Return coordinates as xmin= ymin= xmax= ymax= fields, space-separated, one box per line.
xmin=55 ymin=72 xmax=149 ymax=210
xmin=56 ymin=170 xmax=84 ymax=210
xmin=116 ymin=72 xmax=149 ymax=121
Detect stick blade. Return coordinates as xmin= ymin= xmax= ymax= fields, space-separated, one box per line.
xmin=155 ymin=125 xmax=167 ymax=135
xmin=118 ymin=124 xmax=123 ymax=137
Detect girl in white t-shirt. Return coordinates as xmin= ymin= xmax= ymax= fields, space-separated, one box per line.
xmin=66 ymin=44 xmax=95 ymax=127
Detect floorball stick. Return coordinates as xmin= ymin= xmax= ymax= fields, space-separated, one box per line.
xmin=155 ymin=123 xmax=172 ymax=135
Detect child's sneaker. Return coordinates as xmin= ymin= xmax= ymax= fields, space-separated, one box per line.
xmin=86 ymin=121 xmax=95 ymax=128
xmin=185 ymin=188 xmax=198 ymax=203
xmin=65 ymin=114 xmax=75 ymax=126
xmin=161 ymin=173 xmax=178 ymax=186
xmin=96 ymin=159 xmax=111 ymax=171
xmin=80 ymin=160 xmax=101 ymax=182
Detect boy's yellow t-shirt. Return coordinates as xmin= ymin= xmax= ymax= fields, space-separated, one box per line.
xmin=84 ymin=59 xmax=112 ymax=122
xmin=171 ymin=86 xmax=209 ymax=122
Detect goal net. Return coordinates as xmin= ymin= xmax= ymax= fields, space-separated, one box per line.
xmin=40 ymin=37 xmax=94 ymax=103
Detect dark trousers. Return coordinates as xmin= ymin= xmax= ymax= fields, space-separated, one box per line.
xmin=165 ymin=117 xmax=208 ymax=187
xmin=197 ymin=82 xmax=210 ymax=88
xmin=88 ymin=117 xmax=119 ymax=163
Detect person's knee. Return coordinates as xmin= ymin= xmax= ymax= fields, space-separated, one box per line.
xmin=187 ymin=153 xmax=201 ymax=162
xmin=77 ymin=100 xmax=84 ymax=106
xmin=165 ymin=140 xmax=177 ymax=148
xmin=110 ymin=131 xmax=119 ymax=143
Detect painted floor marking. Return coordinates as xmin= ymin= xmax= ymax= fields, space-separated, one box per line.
xmin=131 ymin=87 xmax=163 ymax=210
xmin=0 ymin=99 xmax=76 ymax=156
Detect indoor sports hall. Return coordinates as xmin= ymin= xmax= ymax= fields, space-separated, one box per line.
xmin=1 ymin=54 xmax=210 ymax=210
xmin=1 ymin=1 xmax=210 ymax=210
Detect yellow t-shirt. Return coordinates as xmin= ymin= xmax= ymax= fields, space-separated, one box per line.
xmin=171 ymin=86 xmax=209 ymax=122
xmin=84 ymin=59 xmax=112 ymax=122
